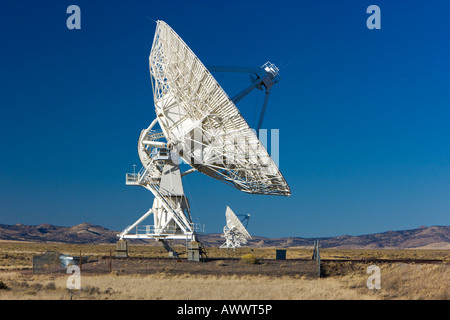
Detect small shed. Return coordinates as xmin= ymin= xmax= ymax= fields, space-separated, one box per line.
xmin=276 ymin=249 xmax=286 ymax=260
xmin=32 ymin=251 xmax=62 ymax=273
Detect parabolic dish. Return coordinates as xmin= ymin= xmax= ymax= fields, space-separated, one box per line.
xmin=225 ymin=206 xmax=251 ymax=240
xmin=149 ymin=20 xmax=290 ymax=196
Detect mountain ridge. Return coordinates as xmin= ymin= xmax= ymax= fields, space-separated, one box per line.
xmin=0 ymin=223 xmax=448 ymax=249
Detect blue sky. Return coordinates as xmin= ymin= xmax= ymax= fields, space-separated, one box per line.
xmin=1 ymin=0 xmax=449 ymax=238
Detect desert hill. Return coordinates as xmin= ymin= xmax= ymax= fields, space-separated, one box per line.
xmin=199 ymin=226 xmax=450 ymax=249
xmin=0 ymin=223 xmax=118 ymax=244
xmin=0 ymin=223 xmax=448 ymax=249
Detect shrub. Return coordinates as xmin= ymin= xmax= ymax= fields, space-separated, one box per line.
xmin=82 ymin=285 xmax=101 ymax=295
xmin=30 ymin=283 xmax=43 ymax=291
xmin=45 ymin=282 xmax=56 ymax=290
xmin=0 ymin=281 xmax=9 ymax=290
xmin=241 ymin=254 xmax=258 ymax=265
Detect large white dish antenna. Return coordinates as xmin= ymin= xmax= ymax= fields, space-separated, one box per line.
xmin=149 ymin=21 xmax=290 ymax=196
xmin=119 ymin=21 xmax=290 ymax=256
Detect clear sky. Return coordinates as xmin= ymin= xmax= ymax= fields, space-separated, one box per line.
xmin=1 ymin=0 xmax=449 ymax=238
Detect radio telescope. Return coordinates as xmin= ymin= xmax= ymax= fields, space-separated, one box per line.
xmin=220 ymin=207 xmax=251 ymax=250
xmin=118 ymin=20 xmax=290 ymax=255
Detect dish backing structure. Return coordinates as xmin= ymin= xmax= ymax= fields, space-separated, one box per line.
xmin=118 ymin=20 xmax=290 ymax=256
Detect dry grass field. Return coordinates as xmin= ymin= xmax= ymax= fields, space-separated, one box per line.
xmin=0 ymin=241 xmax=448 ymax=300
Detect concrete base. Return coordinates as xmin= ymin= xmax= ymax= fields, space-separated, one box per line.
xmin=115 ymin=240 xmax=128 ymax=258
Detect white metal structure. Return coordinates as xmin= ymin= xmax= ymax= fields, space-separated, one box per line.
xmin=119 ymin=21 xmax=290 ymax=246
xmin=220 ymin=207 xmax=251 ymax=249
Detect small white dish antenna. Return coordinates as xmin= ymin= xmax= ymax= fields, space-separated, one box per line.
xmin=220 ymin=206 xmax=252 ymax=250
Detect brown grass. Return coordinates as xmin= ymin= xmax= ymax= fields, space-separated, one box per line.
xmin=0 ymin=241 xmax=448 ymax=300
xmin=0 ymin=264 xmax=447 ymax=300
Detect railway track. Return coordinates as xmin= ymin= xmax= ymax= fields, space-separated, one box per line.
xmin=321 ymin=258 xmax=446 ymax=264
xmin=102 ymin=256 xmax=447 ymax=264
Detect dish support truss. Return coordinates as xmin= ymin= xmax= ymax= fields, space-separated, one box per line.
xmin=220 ymin=226 xmax=250 ymax=250
xmin=119 ymin=118 xmax=204 ymax=243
